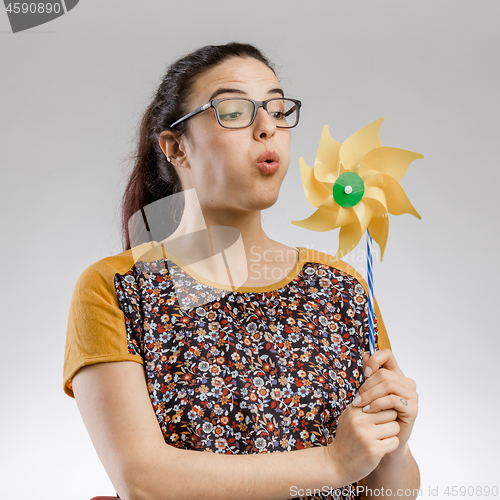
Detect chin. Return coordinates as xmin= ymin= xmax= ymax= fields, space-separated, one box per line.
xmin=250 ymin=191 xmax=281 ymax=211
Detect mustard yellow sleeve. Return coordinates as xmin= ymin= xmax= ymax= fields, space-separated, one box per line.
xmin=63 ymin=257 xmax=144 ymax=398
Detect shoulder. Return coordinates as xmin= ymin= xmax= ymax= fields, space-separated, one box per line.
xmin=297 ymin=246 xmax=391 ymax=350
xmin=64 ymin=243 xmax=160 ymax=398
xmin=74 ymin=241 xmax=165 ymax=292
xmin=296 ymin=246 xmax=368 ymax=290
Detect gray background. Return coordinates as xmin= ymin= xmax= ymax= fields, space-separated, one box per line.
xmin=1 ymin=1 xmax=499 ymax=498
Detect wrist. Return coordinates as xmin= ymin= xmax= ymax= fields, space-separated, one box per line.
xmin=379 ymin=442 xmax=411 ymax=467
xmin=322 ymin=443 xmax=350 ymax=489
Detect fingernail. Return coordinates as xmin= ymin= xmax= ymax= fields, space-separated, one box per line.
xmin=364 ymin=366 xmax=372 ymax=378
xmin=352 ymin=395 xmax=362 ymax=407
xmin=362 ymin=404 xmax=371 ymax=413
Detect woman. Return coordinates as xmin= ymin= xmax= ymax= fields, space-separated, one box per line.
xmin=63 ymin=42 xmax=419 ymax=500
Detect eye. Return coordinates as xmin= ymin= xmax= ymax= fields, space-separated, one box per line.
xmin=269 ymin=110 xmax=286 ymax=120
xmin=217 ymin=99 xmax=253 ymax=124
xmin=219 ymin=111 xmax=243 ymax=120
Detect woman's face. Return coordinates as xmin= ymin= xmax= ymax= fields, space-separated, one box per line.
xmin=175 ymin=57 xmax=291 ymax=221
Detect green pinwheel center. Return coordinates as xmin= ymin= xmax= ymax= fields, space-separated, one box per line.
xmin=333 ymin=172 xmax=365 ymax=208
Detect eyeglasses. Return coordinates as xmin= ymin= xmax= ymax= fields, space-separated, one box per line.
xmin=170 ymin=97 xmax=302 ymax=130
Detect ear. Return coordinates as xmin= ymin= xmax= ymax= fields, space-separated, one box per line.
xmin=159 ymin=130 xmax=189 ymax=168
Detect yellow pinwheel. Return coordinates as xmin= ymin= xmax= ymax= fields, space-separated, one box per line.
xmin=291 ymin=117 xmax=423 ymax=261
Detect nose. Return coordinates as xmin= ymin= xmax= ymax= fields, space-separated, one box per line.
xmin=253 ymin=106 xmax=277 ymax=140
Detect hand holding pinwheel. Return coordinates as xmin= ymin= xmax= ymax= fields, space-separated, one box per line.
xmin=292 ymin=117 xmax=423 ymax=354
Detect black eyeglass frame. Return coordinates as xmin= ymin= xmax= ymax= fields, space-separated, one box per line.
xmin=170 ymin=97 xmax=302 ymax=130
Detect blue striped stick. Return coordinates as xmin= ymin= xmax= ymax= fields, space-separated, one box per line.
xmin=366 ymin=230 xmax=376 ymax=356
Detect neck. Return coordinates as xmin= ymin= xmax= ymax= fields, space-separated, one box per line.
xmin=165 ymin=188 xmax=275 ymax=257
xmin=158 ymin=189 xmax=285 ymax=287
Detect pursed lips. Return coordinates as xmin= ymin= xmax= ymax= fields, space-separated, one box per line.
xmin=256 ymin=151 xmax=280 ymax=174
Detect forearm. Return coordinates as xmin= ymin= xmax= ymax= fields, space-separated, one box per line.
xmin=125 ymin=444 xmax=343 ymax=500
xmin=359 ymin=444 xmax=420 ymax=499
xmin=73 ymin=363 xmax=350 ymax=500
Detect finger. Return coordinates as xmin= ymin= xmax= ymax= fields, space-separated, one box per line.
xmin=363 ymin=408 xmax=398 ymax=424
xmin=354 ymin=371 xmax=416 ymax=406
xmin=362 ymin=352 xmax=370 ymax=377
xmin=364 ymin=348 xmax=404 ymax=378
xmin=372 ymin=420 xmax=401 ymax=440
xmin=379 ymin=436 xmax=400 ymax=455
xmin=361 ymin=395 xmax=413 ymax=415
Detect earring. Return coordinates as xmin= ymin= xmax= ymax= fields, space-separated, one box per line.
xmin=167 ymin=156 xmax=174 ymax=162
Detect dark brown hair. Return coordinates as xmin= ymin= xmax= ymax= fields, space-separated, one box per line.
xmin=120 ymin=42 xmax=276 ymax=251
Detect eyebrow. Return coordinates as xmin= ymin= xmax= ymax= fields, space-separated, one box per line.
xmin=208 ymin=87 xmax=284 ymax=101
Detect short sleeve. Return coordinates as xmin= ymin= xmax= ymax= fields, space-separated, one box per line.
xmin=63 ymin=258 xmax=144 ymax=398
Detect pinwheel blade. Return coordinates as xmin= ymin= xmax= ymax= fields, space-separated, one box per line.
xmin=365 ymin=173 xmax=421 ymax=219
xmin=367 ymin=215 xmax=389 ymax=261
xmin=363 ymin=186 xmax=388 ymax=217
xmin=339 ymin=117 xmax=384 ymax=171
xmin=362 ymin=147 xmax=424 ymax=182
xmin=298 ymin=157 xmax=331 ymax=208
xmin=352 ymin=201 xmax=373 ymax=235
xmin=314 ymin=125 xmax=342 ymax=184
xmin=335 ymin=220 xmax=364 ymax=260
xmin=292 ymin=208 xmax=340 ymax=232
